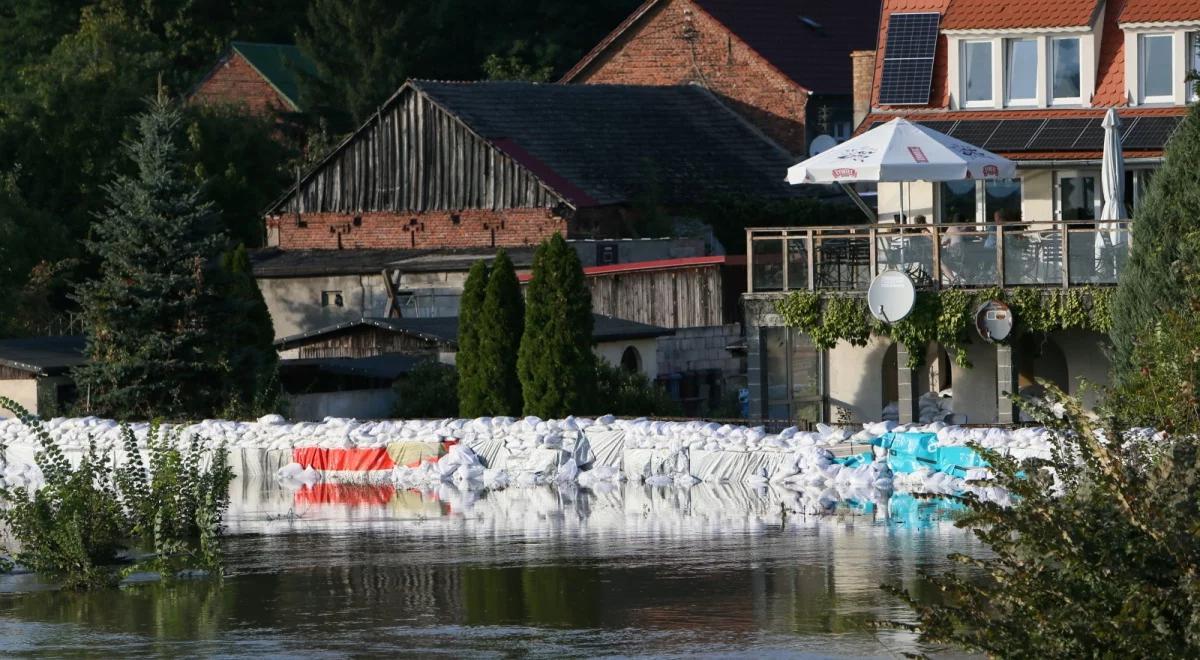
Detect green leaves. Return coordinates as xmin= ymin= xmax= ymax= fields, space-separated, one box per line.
xmin=0 ymin=397 xmax=233 ymax=589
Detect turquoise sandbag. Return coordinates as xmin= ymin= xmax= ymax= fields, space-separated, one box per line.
xmin=887 ymin=492 xmax=968 ymax=528
xmin=833 ymin=451 xmax=875 ymax=468
xmin=874 ymin=432 xmax=939 ymax=474
xmin=936 ymin=444 xmax=990 ymax=478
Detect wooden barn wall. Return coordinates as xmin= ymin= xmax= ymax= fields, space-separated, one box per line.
xmin=0 ymin=366 xmax=35 ymax=380
xmin=278 ymin=90 xmax=561 ymax=215
xmin=295 ymin=327 xmax=444 ymax=359
xmin=588 ymin=266 xmax=723 ymax=329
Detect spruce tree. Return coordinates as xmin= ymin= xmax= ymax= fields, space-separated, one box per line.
xmin=74 ymin=98 xmax=231 ymax=420
xmin=1110 ymin=103 xmax=1200 ymax=374
xmin=518 ymin=234 xmax=597 ymax=417
xmin=477 ymin=249 xmax=525 ymax=416
xmin=217 ymin=244 xmax=280 ymax=416
xmin=457 ymin=259 xmax=489 ymax=417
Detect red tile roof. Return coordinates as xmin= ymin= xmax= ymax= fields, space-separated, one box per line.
xmin=1119 ymin=0 xmax=1200 ymax=24
xmin=562 ymin=0 xmax=882 ymax=95
xmin=941 ymin=0 xmax=1100 ymax=30
xmin=1093 ymin=0 xmax=1129 ymax=106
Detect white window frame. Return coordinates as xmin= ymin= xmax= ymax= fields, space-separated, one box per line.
xmin=961 ymin=40 xmax=995 ymax=108
xmin=1190 ymin=32 xmax=1200 ymax=102
xmin=1050 ymin=36 xmax=1083 ymax=105
xmin=1139 ymin=33 xmax=1176 ymax=105
xmin=1005 ymin=38 xmax=1039 ymax=106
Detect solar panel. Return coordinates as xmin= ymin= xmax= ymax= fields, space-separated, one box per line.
xmin=916 ymin=120 xmax=957 ymax=135
xmin=1072 ymin=118 xmax=1104 ymax=150
xmin=1029 ymin=118 xmax=1090 ymax=150
xmin=1123 ymin=116 xmax=1182 ymax=149
xmin=878 ymin=13 xmax=940 ymax=105
xmin=983 ymin=119 xmax=1045 ymax=151
xmin=948 ymin=120 xmax=1000 ymax=147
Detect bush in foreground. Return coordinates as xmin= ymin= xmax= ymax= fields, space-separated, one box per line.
xmin=0 ymin=398 xmax=233 ymax=590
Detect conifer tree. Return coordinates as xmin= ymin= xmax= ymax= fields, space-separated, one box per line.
xmin=1110 ymin=103 xmax=1200 ymax=374
xmin=518 ymin=234 xmax=597 ymax=417
xmin=477 ymin=249 xmax=524 ymax=416
xmin=74 ymin=98 xmax=232 ymax=420
xmin=456 ymin=259 xmax=489 ymax=417
xmin=217 ymin=244 xmax=280 ymax=416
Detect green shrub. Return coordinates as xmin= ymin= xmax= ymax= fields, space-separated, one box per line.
xmin=593 ymin=361 xmax=682 ymax=417
xmin=394 ymin=360 xmax=459 ymax=419
xmin=0 ymin=398 xmax=233 ymax=589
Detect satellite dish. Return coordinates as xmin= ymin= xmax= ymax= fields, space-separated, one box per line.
xmin=867 ymin=270 xmax=916 ymax=324
xmin=809 ymin=134 xmax=838 ymax=157
xmin=974 ymin=300 xmax=1013 ymax=343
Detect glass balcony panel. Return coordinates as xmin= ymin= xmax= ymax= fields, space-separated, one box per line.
xmin=939 ymin=226 xmax=998 ymax=287
xmin=1068 ymin=225 xmax=1129 ymax=285
xmin=1004 ymin=230 xmax=1062 ymax=286
xmin=751 ymin=238 xmax=784 ymax=292
xmin=875 ymin=230 xmax=935 ymax=287
xmin=813 ymin=233 xmax=871 ymax=291
xmin=786 ymin=237 xmax=810 ymax=291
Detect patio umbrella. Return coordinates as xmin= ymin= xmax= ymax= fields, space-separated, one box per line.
xmin=787 ymin=117 xmax=1016 ymax=221
xmin=1098 ymin=108 xmax=1128 ymax=265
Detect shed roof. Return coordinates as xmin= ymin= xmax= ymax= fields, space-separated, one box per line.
xmin=229 ymin=42 xmax=317 ymax=111
xmin=412 ymin=80 xmax=802 ymax=207
xmin=274 ymin=314 xmax=673 ymax=351
xmin=0 ymin=337 xmax=86 ymax=377
xmin=250 ymin=248 xmax=426 ymax=278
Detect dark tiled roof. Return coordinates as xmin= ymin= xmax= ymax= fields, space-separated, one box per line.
xmin=0 ymin=336 xmax=86 ymax=376
xmin=281 ymin=354 xmax=425 ymax=380
xmin=413 ymin=81 xmax=803 ymax=206
xmin=250 ymin=248 xmax=425 ymax=278
xmin=691 ymin=0 xmax=882 ymax=94
xmin=275 ymin=314 xmax=673 ymax=350
xmin=385 ymin=247 xmax=537 ymax=273
xmin=230 ymin=42 xmax=317 ymax=111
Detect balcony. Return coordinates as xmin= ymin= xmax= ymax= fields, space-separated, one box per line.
xmin=746 ymin=221 xmax=1131 ymax=293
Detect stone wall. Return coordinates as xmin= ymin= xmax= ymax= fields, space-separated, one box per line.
xmin=657 ymin=324 xmax=743 ymax=378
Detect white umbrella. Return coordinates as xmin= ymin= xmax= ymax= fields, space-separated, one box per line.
xmin=1099 ymin=108 xmax=1127 ymax=262
xmin=787 ymin=117 xmax=1017 ymax=185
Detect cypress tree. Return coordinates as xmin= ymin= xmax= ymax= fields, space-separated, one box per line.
xmin=477 ymin=249 xmax=525 ymax=416
xmin=74 ymin=98 xmax=231 ymax=420
xmin=217 ymin=244 xmax=280 ymax=416
xmin=1110 ymin=103 xmax=1200 ymax=375
xmin=457 ymin=259 xmax=489 ymax=417
xmin=518 ymin=233 xmax=597 ymax=417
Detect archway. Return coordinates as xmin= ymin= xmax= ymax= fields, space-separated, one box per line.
xmin=620 ymin=345 xmax=641 ymax=373
xmin=1015 ymin=333 xmax=1069 ymax=401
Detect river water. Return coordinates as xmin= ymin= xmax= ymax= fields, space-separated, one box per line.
xmin=0 ymin=480 xmax=984 ymax=658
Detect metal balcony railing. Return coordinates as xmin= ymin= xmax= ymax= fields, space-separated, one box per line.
xmin=746 ymin=221 xmax=1132 ymax=293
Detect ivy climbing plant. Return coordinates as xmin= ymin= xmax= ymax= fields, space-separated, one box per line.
xmin=774 ymin=287 xmax=1114 ymax=369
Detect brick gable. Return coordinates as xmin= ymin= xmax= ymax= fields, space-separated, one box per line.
xmin=268 ymin=208 xmax=568 ymax=251
xmin=565 ymin=0 xmax=810 ymax=154
xmin=189 ymin=51 xmax=293 ymax=117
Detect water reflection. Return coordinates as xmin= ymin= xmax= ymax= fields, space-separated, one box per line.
xmin=0 ymin=480 xmax=982 ymax=657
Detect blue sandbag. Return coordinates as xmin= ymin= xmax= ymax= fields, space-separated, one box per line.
xmin=872 ymin=432 xmax=989 ymax=477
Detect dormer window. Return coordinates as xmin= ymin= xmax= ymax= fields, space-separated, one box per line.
xmin=1051 ymin=38 xmax=1082 ymax=104
xmin=962 ymin=40 xmax=994 ymax=106
xmin=1006 ymin=39 xmax=1038 ymax=105
xmin=1140 ymin=34 xmax=1175 ymax=104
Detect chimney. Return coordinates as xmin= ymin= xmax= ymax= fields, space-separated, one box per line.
xmin=850 ymin=50 xmax=877 ymax=131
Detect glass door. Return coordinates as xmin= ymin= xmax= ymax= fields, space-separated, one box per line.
xmin=1054 ymin=170 xmax=1100 ymax=221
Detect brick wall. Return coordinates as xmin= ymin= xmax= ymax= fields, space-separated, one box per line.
xmin=850 ymin=50 xmax=877 ymax=130
xmin=190 ymin=52 xmax=291 ymax=116
xmin=571 ymin=0 xmax=808 ymax=155
xmin=267 ymin=208 xmax=568 ymax=250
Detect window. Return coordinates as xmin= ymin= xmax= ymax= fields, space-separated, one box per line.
xmin=1191 ymin=32 xmax=1200 ymax=101
xmin=963 ymin=41 xmax=993 ymax=106
xmin=1051 ymin=37 xmax=1081 ymax=103
xmin=1006 ymin=39 xmax=1038 ymax=105
xmin=985 ymin=179 xmax=1023 ymax=223
xmin=940 ymin=181 xmax=978 ymax=223
xmin=1140 ymin=34 xmax=1174 ymax=103
xmin=939 ymin=180 xmax=1023 ymax=223
xmin=620 ymin=346 xmax=641 ymax=373
xmin=321 ymin=290 xmax=344 ymax=307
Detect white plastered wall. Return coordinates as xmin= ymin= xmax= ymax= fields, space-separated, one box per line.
xmin=595 ymin=338 xmax=660 ymax=380
xmin=1053 ymin=329 xmax=1112 ymax=409
xmin=826 ymin=336 xmax=892 ymax=422
xmin=0 ymin=379 xmax=40 ymax=416
xmin=258 ymin=274 xmax=390 ymax=340
xmin=950 ymin=335 xmax=1000 ymax=424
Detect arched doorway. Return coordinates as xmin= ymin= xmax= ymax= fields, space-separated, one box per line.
xmin=620 ymin=346 xmax=641 ymax=373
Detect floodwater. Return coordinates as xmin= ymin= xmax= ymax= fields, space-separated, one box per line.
xmin=0 ymin=480 xmax=984 ymax=658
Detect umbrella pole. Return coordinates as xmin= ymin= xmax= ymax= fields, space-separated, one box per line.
xmin=838 ymin=183 xmax=876 ymax=222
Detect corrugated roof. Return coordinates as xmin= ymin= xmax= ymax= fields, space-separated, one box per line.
xmin=941 ymin=0 xmax=1100 ymax=30
xmin=230 ymin=42 xmax=317 ymax=111
xmin=275 ymin=314 xmax=673 ymax=350
xmin=0 ymin=336 xmax=86 ymax=376
xmin=1119 ymin=0 xmax=1200 ymax=24
xmin=413 ymin=81 xmax=803 ymax=207
xmin=250 ymin=248 xmax=426 ymax=278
